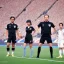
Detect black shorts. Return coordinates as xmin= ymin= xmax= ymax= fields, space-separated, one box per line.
xmin=7 ymin=36 xmax=16 ymax=43
xmin=40 ymin=35 xmax=52 ymax=44
xmin=24 ymin=34 xmax=33 ymax=44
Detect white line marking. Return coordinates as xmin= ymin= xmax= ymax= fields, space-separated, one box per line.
xmin=14 ymin=56 xmax=64 ymax=63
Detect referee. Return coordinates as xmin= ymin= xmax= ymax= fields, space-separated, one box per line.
xmin=36 ymin=14 xmax=55 ymax=58
xmin=23 ymin=20 xmax=35 ymax=57
xmin=6 ymin=16 xmax=20 ymax=57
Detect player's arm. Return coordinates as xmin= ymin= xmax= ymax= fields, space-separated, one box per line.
xmin=53 ymin=27 xmax=56 ymax=34
xmin=16 ymin=25 xmax=23 ymax=38
xmin=16 ymin=24 xmax=19 ymax=36
xmin=16 ymin=30 xmax=19 ymax=37
xmin=16 ymin=30 xmax=23 ymax=39
xmin=36 ymin=22 xmax=41 ymax=33
xmin=5 ymin=24 xmax=9 ymax=38
xmin=32 ymin=27 xmax=36 ymax=35
xmin=36 ymin=27 xmax=40 ymax=34
xmin=63 ymin=29 xmax=64 ymax=40
xmin=51 ymin=23 xmax=56 ymax=34
xmin=6 ymin=30 xmax=8 ymax=38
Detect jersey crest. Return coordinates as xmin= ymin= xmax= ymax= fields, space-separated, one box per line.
xmin=48 ymin=24 xmax=51 ymax=27
xmin=30 ymin=28 xmax=32 ymax=30
xmin=14 ymin=25 xmax=16 ymax=28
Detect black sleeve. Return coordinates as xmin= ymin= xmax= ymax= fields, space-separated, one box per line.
xmin=25 ymin=27 xmax=27 ymax=31
xmin=38 ymin=22 xmax=41 ymax=28
xmin=51 ymin=22 xmax=55 ymax=28
xmin=16 ymin=25 xmax=19 ymax=30
xmin=32 ymin=27 xmax=35 ymax=31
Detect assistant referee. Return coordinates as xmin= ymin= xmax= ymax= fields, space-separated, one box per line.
xmin=6 ymin=16 xmax=20 ymax=57
xmin=36 ymin=14 xmax=56 ymax=58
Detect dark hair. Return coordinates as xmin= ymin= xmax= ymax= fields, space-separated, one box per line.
xmin=10 ymin=16 xmax=15 ymax=20
xmin=26 ymin=20 xmax=32 ymax=25
xmin=44 ymin=14 xmax=49 ymax=18
xmin=59 ymin=23 xmax=63 ymax=26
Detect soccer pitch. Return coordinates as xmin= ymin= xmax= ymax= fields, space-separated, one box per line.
xmin=0 ymin=46 xmax=64 ymax=64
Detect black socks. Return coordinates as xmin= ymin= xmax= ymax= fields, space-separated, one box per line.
xmin=12 ymin=48 xmax=15 ymax=51
xmin=50 ymin=47 xmax=53 ymax=58
xmin=7 ymin=48 xmax=15 ymax=51
xmin=7 ymin=48 xmax=10 ymax=52
xmin=37 ymin=47 xmax=53 ymax=58
xmin=37 ymin=47 xmax=41 ymax=58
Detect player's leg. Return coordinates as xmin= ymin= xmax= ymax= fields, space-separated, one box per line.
xmin=56 ymin=42 xmax=63 ymax=58
xmin=11 ymin=36 xmax=16 ymax=57
xmin=29 ymin=34 xmax=33 ymax=58
xmin=6 ymin=37 xmax=11 ymax=56
xmin=11 ymin=43 xmax=15 ymax=57
xmin=59 ymin=48 xmax=63 ymax=57
xmin=63 ymin=48 xmax=64 ymax=55
xmin=36 ymin=37 xmax=44 ymax=58
xmin=48 ymin=43 xmax=53 ymax=58
xmin=47 ymin=36 xmax=53 ymax=58
xmin=63 ymin=43 xmax=64 ymax=55
xmin=23 ymin=43 xmax=27 ymax=57
xmin=29 ymin=43 xmax=33 ymax=58
xmin=6 ymin=43 xmax=11 ymax=56
xmin=37 ymin=35 xmax=45 ymax=58
xmin=56 ymin=48 xmax=63 ymax=58
xmin=60 ymin=40 xmax=64 ymax=56
xmin=37 ymin=43 xmax=43 ymax=58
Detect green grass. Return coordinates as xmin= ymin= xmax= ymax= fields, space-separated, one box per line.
xmin=0 ymin=46 xmax=64 ymax=64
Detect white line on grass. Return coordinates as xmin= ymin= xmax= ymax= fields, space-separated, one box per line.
xmin=14 ymin=56 xmax=64 ymax=63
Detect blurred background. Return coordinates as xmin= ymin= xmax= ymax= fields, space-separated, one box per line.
xmin=0 ymin=0 xmax=64 ymax=45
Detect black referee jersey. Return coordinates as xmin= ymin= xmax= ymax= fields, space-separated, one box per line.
xmin=6 ymin=23 xmax=18 ymax=43
xmin=25 ymin=26 xmax=35 ymax=43
xmin=6 ymin=23 xmax=18 ymax=36
xmin=38 ymin=21 xmax=55 ymax=35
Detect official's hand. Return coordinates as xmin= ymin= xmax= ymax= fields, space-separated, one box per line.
xmin=17 ymin=36 xmax=23 ymax=40
xmin=6 ymin=36 xmax=8 ymax=39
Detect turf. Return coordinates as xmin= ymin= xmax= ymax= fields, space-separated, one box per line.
xmin=0 ymin=46 xmax=64 ymax=64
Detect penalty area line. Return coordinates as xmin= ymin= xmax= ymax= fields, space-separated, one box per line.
xmin=14 ymin=56 xmax=64 ymax=63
